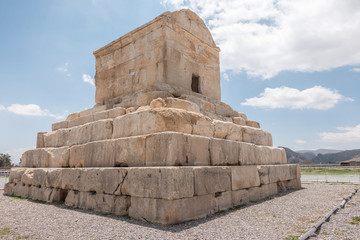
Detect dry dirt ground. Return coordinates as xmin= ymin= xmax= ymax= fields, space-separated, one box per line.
xmin=0 ymin=183 xmax=359 ymax=240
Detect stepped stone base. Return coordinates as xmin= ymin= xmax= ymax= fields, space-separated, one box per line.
xmin=4 ymin=164 xmax=300 ymax=225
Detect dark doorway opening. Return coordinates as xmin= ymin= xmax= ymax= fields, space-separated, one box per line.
xmin=191 ymin=74 xmax=200 ymax=93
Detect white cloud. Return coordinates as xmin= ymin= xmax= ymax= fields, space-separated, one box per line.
xmin=162 ymin=0 xmax=360 ymax=78
xmin=82 ymin=74 xmax=95 ymax=86
xmin=241 ymin=86 xmax=353 ymax=110
xmin=295 ymin=139 xmax=306 ymax=144
xmin=5 ymin=104 xmax=65 ymax=119
xmin=320 ymin=124 xmax=360 ymax=143
xmin=351 ymin=68 xmax=360 ymax=72
xmin=0 ymin=105 xmax=5 ymax=111
xmin=223 ymin=73 xmax=230 ymax=82
xmin=56 ymin=62 xmax=71 ymax=77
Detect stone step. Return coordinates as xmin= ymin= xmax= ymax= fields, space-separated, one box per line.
xmin=4 ymin=164 xmax=301 ymax=225
xmin=43 ymin=108 xmax=271 ymax=149
xmin=23 ymin=132 xmax=284 ymax=168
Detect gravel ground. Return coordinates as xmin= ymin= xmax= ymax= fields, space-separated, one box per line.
xmin=310 ymin=188 xmax=360 ymax=240
xmin=0 ymin=183 xmax=358 ymax=240
xmin=301 ymin=175 xmax=360 ymax=184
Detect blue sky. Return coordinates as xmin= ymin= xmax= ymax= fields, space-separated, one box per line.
xmin=1 ymin=0 xmax=359 ymax=164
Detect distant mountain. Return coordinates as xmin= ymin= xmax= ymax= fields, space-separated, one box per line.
xmin=297 ymin=149 xmax=341 ymax=155
xmin=280 ymin=147 xmax=308 ymax=164
xmin=312 ymin=149 xmax=360 ymax=164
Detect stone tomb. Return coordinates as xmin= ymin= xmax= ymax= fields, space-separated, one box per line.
xmin=4 ymin=9 xmax=301 ymax=225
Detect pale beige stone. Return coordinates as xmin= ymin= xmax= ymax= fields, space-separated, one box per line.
xmin=268 ymin=165 xmax=292 ymax=183
xmin=238 ymin=112 xmax=247 ymax=120
xmin=114 ymin=136 xmax=146 ymax=167
xmin=231 ymin=189 xmax=250 ymax=206
xmin=259 ymin=183 xmax=278 ymax=199
xmin=8 ymin=168 xmax=26 ymax=183
xmin=32 ymin=169 xmax=46 ymax=187
xmin=257 ymin=166 xmax=270 ymax=185
xmin=247 ymin=186 xmax=261 ymax=201
xmin=210 ymin=138 xmax=238 ymax=165
xmin=150 ymin=98 xmax=166 ymax=108
xmin=48 ymin=147 xmax=70 ymax=167
xmin=21 ymin=149 xmax=50 ymax=168
xmin=36 ymin=132 xmax=47 ymax=148
xmin=290 ymin=164 xmax=301 ymax=180
xmin=213 ymin=120 xmax=242 ymax=141
xmin=66 ymin=112 xmax=79 ymax=121
xmin=145 ymin=133 xmax=188 ymax=166
xmin=68 ymin=114 xmax=94 ymax=128
xmin=215 ymin=102 xmax=238 ymax=117
xmin=254 ymin=146 xmax=272 ymax=165
xmin=242 ymin=127 xmax=269 ymax=146
xmin=164 ymin=97 xmax=200 ymax=113
xmin=194 ymin=166 xmax=231 ymax=196
xmin=45 ymin=169 xmax=62 ymax=188
xmin=114 ymin=196 xmax=131 ymax=216
xmin=191 ymin=114 xmax=214 ymax=137
xmin=231 ymin=166 xmax=260 ymax=190
xmin=3 ymin=182 xmax=14 ymax=195
xmin=21 ymin=169 xmax=34 ymax=186
xmin=187 ymin=135 xmax=210 ymax=166
xmin=79 ymin=105 xmax=107 ymax=117
xmin=65 ymin=190 xmax=79 ymax=207
xmin=101 ymin=168 xmax=127 ymax=195
xmin=284 ymin=178 xmax=301 ymax=189
xmin=129 ymin=194 xmax=214 ymax=225
xmin=212 ymin=191 xmax=232 ymax=211
xmin=113 ymin=109 xmax=192 ymax=138
xmin=238 ymin=142 xmax=256 ymax=165
xmin=233 ymin=117 xmax=246 ymax=125
xmin=80 ymin=168 xmax=102 ymax=193
xmin=29 ymin=186 xmax=45 ymax=201
xmin=95 ymin=193 xmax=115 ymax=213
xmin=108 ymin=107 xmax=126 ymax=118
xmin=93 ymin=110 xmax=109 ymax=121
xmin=43 ymin=129 xmax=70 ymax=148
xmin=246 ymin=120 xmax=260 ymax=128
xmin=61 ymin=169 xmax=81 ymax=190
xmin=52 ymin=121 xmax=68 ymax=131
xmin=121 ymin=167 xmax=194 ymax=200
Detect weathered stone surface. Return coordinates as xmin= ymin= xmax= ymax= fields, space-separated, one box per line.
xmin=65 ymin=190 xmax=79 ymax=207
xmin=194 ymin=167 xmax=231 ymax=196
xmin=187 ymin=135 xmax=210 ymax=166
xmin=66 ymin=112 xmax=79 ymax=121
xmin=233 ymin=117 xmax=246 ymax=125
xmin=246 ymin=120 xmax=260 ymax=128
xmin=210 ymin=138 xmax=238 ymax=165
xmin=48 ymin=147 xmax=70 ymax=167
xmin=231 ymin=166 xmax=260 ymax=190
xmin=212 ymin=191 xmax=232 ymax=211
xmin=52 ymin=121 xmax=68 ymax=131
xmin=21 ymin=169 xmax=34 ymax=186
xmin=102 ymin=168 xmax=127 ymax=195
xmin=61 ymin=169 xmax=81 ymax=190
xmin=213 ymin=120 xmax=242 ymax=141
xmin=32 ymin=169 xmax=46 ymax=187
xmin=21 ymin=149 xmax=50 ymax=168
xmin=121 ymin=167 xmax=194 ymax=200
xmin=238 ymin=143 xmax=256 ymax=165
xmin=114 ymin=136 xmax=146 ymax=167
xmin=114 ymin=196 xmax=131 ymax=216
xmin=165 ymin=97 xmax=200 ymax=113
xmin=45 ymin=169 xmax=62 ymax=188
xmin=129 ymin=194 xmax=214 ymax=225
xmin=108 ymin=107 xmax=126 ymax=118
xmin=8 ymin=168 xmax=26 ymax=183
xmin=36 ymin=132 xmax=47 ymax=148
xmin=68 ymin=114 xmax=94 ymax=128
xmin=231 ymin=189 xmax=249 ymax=206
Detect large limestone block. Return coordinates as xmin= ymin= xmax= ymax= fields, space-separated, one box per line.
xmin=102 ymin=168 xmax=127 ymax=195
xmin=231 ymin=166 xmax=260 ymax=190
xmin=232 ymin=117 xmax=246 ymax=126
xmin=113 ymin=109 xmax=192 ymax=138
xmin=65 ymin=190 xmax=80 ymax=207
xmin=69 ymin=140 xmax=114 ymax=167
xmin=36 ymin=132 xmax=47 ymax=148
xmin=114 ymin=196 xmax=131 ymax=216
xmin=290 ymin=164 xmax=301 ymax=180
xmin=254 ymin=146 xmax=272 ymax=165
xmin=68 ymin=114 xmax=94 ymax=128
xmin=210 ymin=138 xmax=238 ymax=165
xmin=52 ymin=121 xmax=68 ymax=131
xmin=13 ymin=184 xmax=31 ymax=198
xmin=32 ymin=169 xmax=47 ymax=187
xmin=29 ymin=186 xmax=46 ymax=201
xmin=48 ymin=147 xmax=70 ymax=167
xmin=268 ymin=165 xmax=292 ymax=183
xmin=191 ymin=114 xmax=214 ymax=138
xmin=8 ymin=168 xmax=26 ymax=183
xmin=95 ymin=193 xmax=115 ymax=213
xmin=21 ymin=149 xmax=50 ymax=168
xmin=164 ymin=97 xmax=200 ymax=113
xmin=114 ymin=136 xmax=146 ymax=167
xmin=194 ymin=166 xmax=231 ymax=196
xmin=79 ymin=169 xmax=103 ymax=193
xmin=179 ymin=94 xmax=216 ymax=114
xmin=61 ymin=169 xmax=81 ymax=191
xmin=215 ymin=102 xmax=239 ymax=118
xmin=21 ymin=169 xmax=34 ymax=186
xmin=187 ymin=135 xmax=210 ymax=166
xmin=44 ymin=129 xmax=70 ymax=148
xmin=238 ymin=142 xmax=256 ymax=165
xmin=284 ymin=178 xmax=301 ymax=189
xmin=259 ymin=183 xmax=278 ymax=199
xmin=242 ymin=127 xmax=272 ymax=146
xmin=213 ymin=120 xmax=242 ymax=141
xmin=231 ymin=189 xmax=249 ymax=206
xmin=79 ymin=105 xmax=108 ymax=117
xmin=45 ymin=169 xmax=62 ymax=188
xmin=3 ymin=182 xmax=14 ymax=195
xmin=145 ymin=133 xmax=188 ymax=166
xmin=246 ymin=120 xmax=260 ymax=128
xmin=121 ymin=167 xmax=194 ymax=200
xmin=69 ymin=119 xmax=113 ymax=146
xmin=212 ymin=191 xmax=232 ymax=211
xmin=129 ymin=194 xmax=214 ymax=225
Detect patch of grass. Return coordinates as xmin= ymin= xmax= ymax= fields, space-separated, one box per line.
xmin=12 ymin=196 xmax=26 ymax=200
xmin=122 ymin=214 xmax=131 ymax=219
xmin=0 ymin=227 xmax=29 ymax=239
xmin=301 ymin=167 xmax=360 ymax=175
xmin=0 ymin=228 xmax=11 ymax=236
xmin=30 ymin=199 xmax=46 ymax=204
xmin=350 ymin=216 xmax=360 ymax=225
xmin=322 ymin=231 xmax=329 ymax=235
xmin=285 ymin=235 xmax=299 ymax=240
